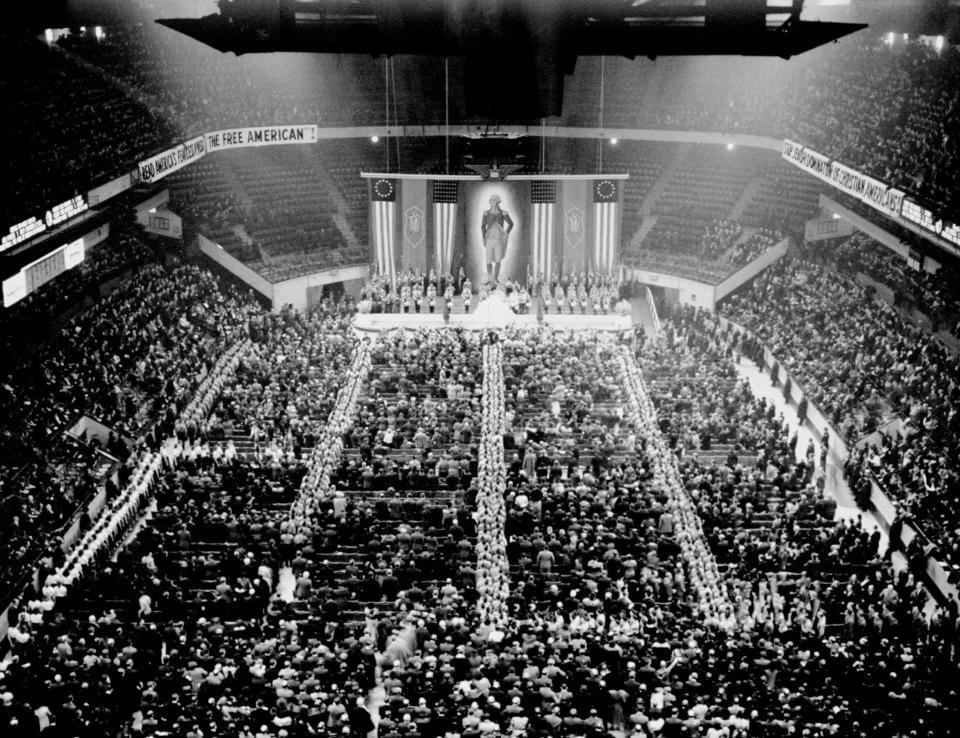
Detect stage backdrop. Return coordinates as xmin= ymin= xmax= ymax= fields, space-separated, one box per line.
xmin=363 ymin=173 xmax=627 ymax=287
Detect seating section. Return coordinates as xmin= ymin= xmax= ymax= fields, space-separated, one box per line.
xmin=633 ymin=308 xmax=955 ymax=735
xmin=0 ymin=32 xmax=176 ymax=235
xmin=719 ymin=257 xmax=960 ymax=578
xmin=0 ymin=228 xmax=156 ymax=359
xmin=835 ymin=232 xmax=960 ymax=334
xmin=5 ymin=22 xmax=960 ymax=738
xmin=3 ymin=295 xmax=959 ymax=737
xmin=597 ymin=141 xmax=676 ymax=236
xmin=0 ymin=256 xmax=259 ymax=610
xmin=167 ymin=146 xmax=368 ymax=282
xmin=644 ymin=147 xmax=763 ymax=241
xmin=740 ymin=161 xmax=824 ymax=234
xmin=627 ymin=217 xmax=780 ymax=284
xmin=622 ymin=147 xmax=786 ymax=283
xmin=166 ymin=157 xmax=247 ymax=254
xmin=563 ymin=39 xmax=960 ymax=213
xmin=210 ymin=305 xmax=359 ymax=462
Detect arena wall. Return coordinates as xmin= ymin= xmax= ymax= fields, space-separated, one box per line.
xmin=198 ymin=233 xmax=275 ymax=300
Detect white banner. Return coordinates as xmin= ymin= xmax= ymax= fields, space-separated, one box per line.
xmin=138 ymin=135 xmax=207 ymax=184
xmin=782 ymin=139 xmax=907 ymax=221
xmin=88 ymin=172 xmax=133 ymax=206
xmin=2 ymin=271 xmax=27 ymax=308
xmin=829 ymin=161 xmax=904 ymax=217
xmin=204 ymin=124 xmax=319 ymax=153
xmin=63 ymin=238 xmax=85 ymax=269
xmin=781 ymin=139 xmax=831 ymax=181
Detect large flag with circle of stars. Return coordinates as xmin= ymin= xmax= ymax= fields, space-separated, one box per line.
xmin=369 ymin=177 xmax=397 ymax=287
xmin=593 ymin=179 xmax=619 ymax=273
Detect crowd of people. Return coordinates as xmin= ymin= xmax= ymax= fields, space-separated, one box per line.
xmin=359 ymin=271 xmax=470 ymax=316
xmin=570 ymin=37 xmax=960 ymax=214
xmin=0 ymin=246 xmax=262 ymax=606
xmin=5 ymin=15 xmax=960 ymax=738
xmin=640 ymin=306 xmax=958 ymax=735
xmin=835 ymin=233 xmax=960 ymax=335
xmin=358 ymin=271 xmax=627 ymax=319
xmin=7 ymin=26 xmax=959 ymax=293
xmin=1 ymin=258 xmax=958 ymax=738
xmin=629 ymin=220 xmax=780 ymax=286
xmin=1 ymin=32 xmax=176 ymax=235
xmin=718 ymin=254 xmax=960 ymax=572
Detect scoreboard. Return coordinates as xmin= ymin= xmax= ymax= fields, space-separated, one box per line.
xmin=26 ymin=248 xmax=67 ymax=294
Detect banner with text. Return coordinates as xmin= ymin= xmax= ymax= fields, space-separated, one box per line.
xmin=781 ymin=140 xmax=906 ymax=220
xmin=205 ymin=125 xmax=319 ymax=153
xmin=138 ymin=135 xmax=207 ymax=184
xmin=829 ymin=161 xmax=904 ymax=217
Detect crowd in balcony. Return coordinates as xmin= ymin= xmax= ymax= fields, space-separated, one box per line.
xmin=835 ymin=232 xmax=960 ymax=335
xmin=0 ymin=250 xmax=260 ymax=611
xmin=5 ymin=26 xmax=960 ymax=267
xmin=630 ymin=220 xmax=780 ymax=284
xmin=3 ymin=22 xmax=960 ymax=738
xmin=718 ymin=254 xmax=960 ymax=584
xmin=1 ymin=32 xmax=177 ymax=236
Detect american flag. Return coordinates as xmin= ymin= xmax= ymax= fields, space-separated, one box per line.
xmin=531 ymin=181 xmax=556 ymax=279
xmin=593 ymin=179 xmax=618 ymax=273
xmin=371 ymin=178 xmax=397 ymax=287
xmin=433 ymin=180 xmax=459 ymax=275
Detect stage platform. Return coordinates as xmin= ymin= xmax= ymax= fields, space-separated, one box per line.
xmin=353 ymin=292 xmax=632 ymax=333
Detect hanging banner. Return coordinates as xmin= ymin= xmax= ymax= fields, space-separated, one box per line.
xmin=88 ymin=172 xmax=134 ymax=206
xmin=560 ymin=179 xmax=589 ymax=278
xmin=829 ymin=161 xmax=904 ymax=217
xmin=782 ymin=139 xmax=907 ymax=222
xmin=400 ymin=178 xmax=428 ymax=273
xmin=2 ymin=271 xmax=27 ymax=308
xmin=63 ymin=238 xmax=85 ymax=269
xmin=204 ymin=124 xmax=319 ymax=153
xmin=781 ymin=139 xmax=832 ymax=181
xmin=137 ymin=135 xmax=207 ymax=184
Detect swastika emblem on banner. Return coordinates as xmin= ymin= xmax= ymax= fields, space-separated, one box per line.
xmin=565 ymin=207 xmax=584 ymax=247
xmin=404 ymin=206 xmax=425 ymax=247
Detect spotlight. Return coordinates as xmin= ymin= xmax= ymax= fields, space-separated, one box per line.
xmin=371 ymin=136 xmax=379 ymax=143
xmin=726 ymin=142 xmax=735 ymax=151
xmin=609 ymin=138 xmax=618 ymax=145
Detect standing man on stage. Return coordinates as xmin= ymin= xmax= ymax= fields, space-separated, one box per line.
xmin=481 ymin=194 xmax=514 ymax=285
